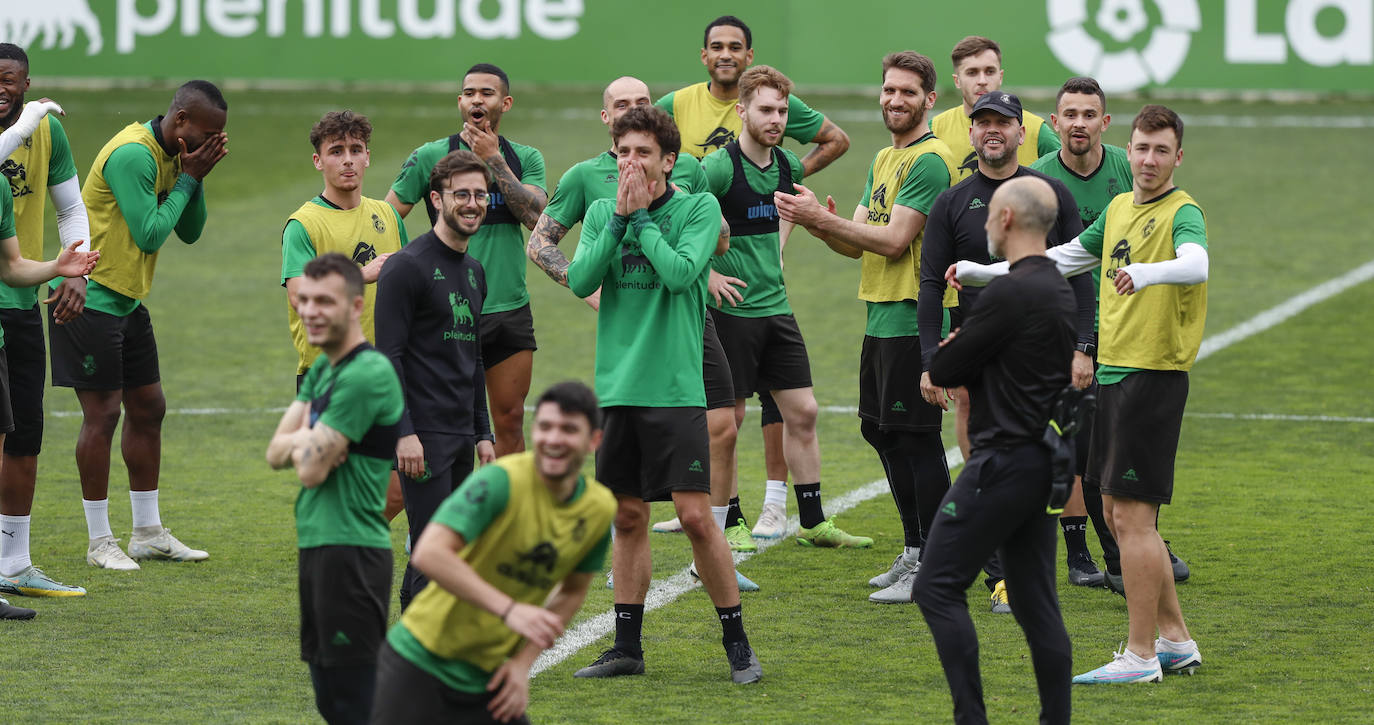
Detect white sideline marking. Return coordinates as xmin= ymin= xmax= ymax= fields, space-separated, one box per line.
xmin=1186 ymin=412 xmax=1374 ymax=424
xmin=529 ymin=445 xmax=964 ymax=678
xmin=528 ymin=259 xmax=1374 ymax=677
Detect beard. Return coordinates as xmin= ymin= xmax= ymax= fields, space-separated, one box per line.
xmin=882 ymin=107 xmax=923 ymax=135
xmin=442 ymin=204 xmax=483 ymax=238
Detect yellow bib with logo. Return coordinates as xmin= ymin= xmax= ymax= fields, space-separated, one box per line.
xmin=671 ymin=82 xmax=744 ymax=159
xmin=400 ymin=452 xmax=616 ymax=671
xmin=930 ymin=106 xmax=1051 ymax=182
xmin=84 ymin=123 xmax=181 ymax=300
xmin=286 ymin=197 xmax=404 ymax=374
xmin=6 ymin=115 xmax=52 ymax=262
xmin=857 ymin=136 xmax=958 ymax=304
xmin=1098 ymin=189 xmax=1207 ymax=371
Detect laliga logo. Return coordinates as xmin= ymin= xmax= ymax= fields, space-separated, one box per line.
xmin=0 ymin=0 xmax=103 ymax=55
xmin=1046 ymin=0 xmax=1201 ymax=93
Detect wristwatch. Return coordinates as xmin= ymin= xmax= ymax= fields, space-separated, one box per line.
xmin=1074 ymin=342 xmax=1096 ymax=357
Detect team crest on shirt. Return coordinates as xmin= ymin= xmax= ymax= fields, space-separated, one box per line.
xmin=658 ymin=213 xmax=672 ymax=236
xmin=498 ymin=541 xmax=561 ymax=588
xmin=371 ymin=213 xmax=385 ymax=234
xmin=571 ymin=517 xmax=587 ymax=542
xmin=468 ymin=268 xmax=478 ymax=289
xmin=1107 ymin=239 xmax=1132 ymax=279
xmin=1107 ymin=178 xmax=1123 ymax=196
xmin=0 ymin=160 xmax=31 ymax=199
xmin=1142 ymin=217 xmax=1157 ymax=237
xmin=350 ymin=242 xmax=378 ymax=267
xmin=698 ymin=127 xmax=736 ymax=152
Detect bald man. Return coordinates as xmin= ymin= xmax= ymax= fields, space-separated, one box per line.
xmin=913 ymin=177 xmax=1076 ymax=725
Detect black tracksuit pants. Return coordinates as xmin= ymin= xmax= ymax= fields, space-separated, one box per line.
xmin=913 ymin=443 xmax=1071 ymax=725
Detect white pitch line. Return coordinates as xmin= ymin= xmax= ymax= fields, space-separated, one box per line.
xmin=1186 ymin=412 xmax=1374 ymax=424
xmin=529 ymin=444 xmax=963 ymax=678
xmin=529 ymin=258 xmax=1374 ymax=676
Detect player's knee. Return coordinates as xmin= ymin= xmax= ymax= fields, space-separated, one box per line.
xmin=614 ymin=502 xmax=648 ymax=533
xmin=707 ymin=410 xmax=737 ymax=448
xmin=783 ymin=394 xmax=818 ymax=432
xmin=677 ymin=507 xmax=716 ymax=540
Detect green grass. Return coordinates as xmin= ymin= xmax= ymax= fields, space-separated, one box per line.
xmin=5 ymin=88 xmax=1372 ymax=723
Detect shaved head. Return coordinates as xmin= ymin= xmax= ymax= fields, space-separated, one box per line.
xmin=994 ymin=177 xmax=1058 ymax=235
xmin=603 ymin=76 xmax=650 ymax=111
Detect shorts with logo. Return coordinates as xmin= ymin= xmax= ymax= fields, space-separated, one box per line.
xmin=0 ymin=306 xmax=44 ymax=454
xmin=1086 ymin=370 xmax=1188 ymax=505
xmin=597 ymin=406 xmax=711 ymax=502
xmin=709 ymin=309 xmax=813 ymax=398
xmin=702 ymin=312 xmax=735 ymax=410
xmin=49 ymin=305 xmax=160 ymax=390
xmin=859 ymin=335 xmax=943 ymax=433
xmin=478 ymin=303 xmax=536 ymax=369
xmin=299 ymin=544 xmax=393 ymax=667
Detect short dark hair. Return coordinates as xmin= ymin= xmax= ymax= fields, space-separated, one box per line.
xmin=882 ymin=51 xmax=938 ymax=96
xmin=704 ymin=15 xmax=751 ymax=49
xmin=611 ymin=106 xmax=680 ymax=157
xmin=465 ymin=63 xmax=510 ymax=96
xmin=429 ymin=149 xmax=491 ymax=195
xmin=303 ymin=252 xmax=363 ymax=299
xmin=309 ymin=110 xmax=372 ymax=151
xmin=1056 ymin=77 xmax=1107 ymax=109
xmin=536 ymin=381 xmax=602 ymax=430
xmin=172 ymin=80 xmax=228 ymax=112
xmin=0 ymin=43 xmax=29 ymax=69
xmin=951 ymin=36 xmax=1001 ymax=69
xmin=1132 ymin=104 xmax=1184 ymax=148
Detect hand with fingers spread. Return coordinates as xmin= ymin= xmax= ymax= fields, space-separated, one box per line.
xmin=179 ymin=133 xmax=228 ymax=181
xmin=52 ymin=245 xmax=99 ymax=279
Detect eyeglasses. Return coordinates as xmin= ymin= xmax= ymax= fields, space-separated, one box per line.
xmin=440 ymin=189 xmax=489 ymax=204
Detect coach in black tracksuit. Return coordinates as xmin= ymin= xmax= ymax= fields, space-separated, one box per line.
xmin=376 ymin=151 xmax=496 ymax=611
xmin=913 ymin=177 xmax=1076 ymax=725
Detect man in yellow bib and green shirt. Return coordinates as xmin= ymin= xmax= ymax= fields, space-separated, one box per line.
xmin=0 ymin=43 xmax=92 ymax=603
xmin=267 ymin=253 xmax=403 ymax=725
xmin=387 ymin=63 xmax=547 ymax=461
xmin=281 ymin=110 xmax=407 ymax=524
xmin=370 ymin=382 xmax=615 ymax=725
xmin=776 ymin=51 xmax=957 ymax=604
xmin=49 ymin=81 xmax=228 ymax=572
xmin=954 ymin=105 xmax=1208 ymax=685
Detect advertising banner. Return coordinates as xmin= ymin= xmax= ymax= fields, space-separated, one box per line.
xmin=5 ymin=1 xmax=1371 ymax=94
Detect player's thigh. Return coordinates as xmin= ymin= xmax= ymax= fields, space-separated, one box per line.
xmin=709 ymin=308 xmax=762 ymax=401
xmin=0 ymin=306 xmax=44 ymax=455
xmin=48 ymin=306 xmax=129 ymax=390
xmin=757 ymin=314 xmax=813 ymax=395
xmin=120 ymin=305 xmax=162 ymax=389
xmin=702 ymin=311 xmax=738 ymax=410
xmin=636 ymin=407 xmax=711 ymax=502
xmin=479 ymin=304 xmax=537 ymax=372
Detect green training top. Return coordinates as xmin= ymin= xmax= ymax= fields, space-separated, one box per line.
xmin=1030 ymin=144 xmax=1133 ymax=332
xmin=390 ymin=135 xmax=546 ymax=314
xmin=567 ymin=190 xmax=720 ymax=407
xmin=858 ymin=150 xmax=951 ymax=338
xmin=294 ymin=346 xmax=404 ymax=550
xmin=701 ymin=145 xmax=804 ymax=317
xmin=543 ymin=151 xmax=707 ymax=229
xmin=0 ymin=185 xmax=13 ymax=345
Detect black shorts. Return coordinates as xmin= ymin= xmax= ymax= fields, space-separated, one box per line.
xmin=710 ymin=309 xmax=813 ymax=398
xmin=1087 ymin=370 xmax=1189 ymax=505
xmin=299 ymin=545 xmax=393 ymax=667
xmin=0 ymin=306 xmax=43 ymax=454
xmin=371 ymin=641 xmax=531 ymax=725
xmin=597 ymin=406 xmax=711 ymax=502
xmin=49 ymin=305 xmax=160 ymax=390
xmin=702 ymin=312 xmax=735 ymax=410
xmin=0 ymin=347 xmax=14 ymax=436
xmin=859 ymin=335 xmax=943 ymax=433
xmin=479 ymin=304 xmax=536 ymax=368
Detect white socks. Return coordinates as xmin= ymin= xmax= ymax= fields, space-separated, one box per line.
xmin=84 ymin=493 xmax=163 ymax=540
xmin=83 ymin=498 xmax=113 ymax=540
xmin=711 ymin=505 xmax=729 ymax=531
xmin=130 ymin=490 xmax=161 ymax=530
xmin=0 ymin=514 xmax=31 ymax=576
xmin=1124 ymin=648 xmax=1158 ymax=666
xmin=1157 ymin=636 xmax=1196 ymax=653
xmin=763 ymin=480 xmax=787 ymax=509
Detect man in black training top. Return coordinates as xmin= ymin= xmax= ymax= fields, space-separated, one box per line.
xmin=914 ymin=176 xmax=1076 ymax=725
xmin=916 ymin=90 xmax=1093 ymax=613
xmin=377 ymin=150 xmax=496 ymax=611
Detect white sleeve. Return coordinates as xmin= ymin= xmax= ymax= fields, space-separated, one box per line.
xmin=0 ymin=101 xmax=64 ymax=160
xmin=1119 ymin=243 xmax=1208 ymax=291
xmin=49 ymin=176 xmax=90 ymax=252
xmin=1045 ymin=238 xmax=1102 ymax=277
xmin=954 ymin=259 xmax=1009 ymax=287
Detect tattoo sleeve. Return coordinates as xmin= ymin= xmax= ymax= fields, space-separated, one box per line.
xmin=528 ymin=215 xmax=572 ymax=287
xmin=486 ymin=155 xmax=548 ymax=229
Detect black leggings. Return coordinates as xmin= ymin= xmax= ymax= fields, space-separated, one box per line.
xmin=860 ymin=422 xmax=950 ymax=549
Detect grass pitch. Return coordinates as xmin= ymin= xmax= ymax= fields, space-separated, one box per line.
xmin=4 ymin=87 xmax=1371 ymax=723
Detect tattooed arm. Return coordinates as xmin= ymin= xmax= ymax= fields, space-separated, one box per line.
xmin=487 ymin=158 xmax=548 ymax=230
xmin=266 ymin=401 xmax=349 ymax=488
xmin=527 ymin=214 xmax=572 ymax=286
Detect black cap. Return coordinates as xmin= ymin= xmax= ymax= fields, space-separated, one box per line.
xmin=969 ymin=91 xmax=1023 ymax=124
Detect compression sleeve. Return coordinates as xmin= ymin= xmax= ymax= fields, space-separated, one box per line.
xmin=49 ymin=176 xmax=90 ymax=252
xmin=0 ymin=101 xmax=61 ymax=159
xmin=954 ymin=238 xmax=1101 ymax=287
xmin=1118 ymin=243 xmax=1209 ymax=290
xmin=103 ymin=143 xmax=201 ymax=253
